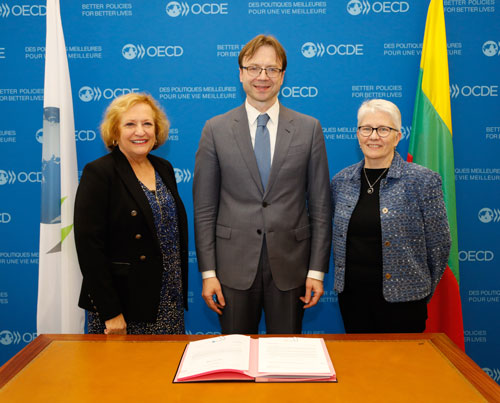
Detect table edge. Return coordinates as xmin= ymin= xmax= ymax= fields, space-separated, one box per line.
xmin=1 ymin=333 xmax=498 ymax=400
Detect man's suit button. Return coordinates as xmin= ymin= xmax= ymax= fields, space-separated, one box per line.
xmin=131 ymin=210 xmax=138 ymax=217
xmin=257 ymin=229 xmax=262 ymax=235
xmin=135 ymin=234 xmax=142 ymax=240
xmin=262 ymin=202 xmax=268 ymax=207
xmin=139 ymin=255 xmax=146 ymax=261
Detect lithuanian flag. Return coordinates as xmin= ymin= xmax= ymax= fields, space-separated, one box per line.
xmin=408 ymin=0 xmax=465 ymax=350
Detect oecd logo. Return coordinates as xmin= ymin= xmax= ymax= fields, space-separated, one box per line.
xmin=301 ymin=42 xmax=320 ymax=58
xmin=0 ymin=3 xmax=46 ymax=18
xmin=301 ymin=42 xmax=363 ymax=58
xmin=0 ymin=169 xmax=42 ymax=184
xmin=79 ymin=86 xmax=96 ymax=102
xmin=281 ymin=87 xmax=318 ymax=98
xmin=483 ymin=367 xmax=500 ymax=382
xmin=0 ymin=169 xmax=16 ymax=185
xmin=482 ymin=40 xmax=499 ymax=57
xmin=347 ymin=0 xmax=409 ymax=15
xmin=166 ymin=1 xmax=228 ymax=17
xmin=79 ymin=86 xmax=140 ymax=102
xmin=347 ymin=0 xmax=368 ymax=15
xmin=174 ymin=168 xmax=192 ymax=183
xmin=459 ymin=250 xmax=494 ymax=262
xmin=450 ymin=84 xmax=498 ymax=98
xmin=0 ymin=330 xmax=21 ymax=345
xmin=122 ymin=44 xmax=183 ymax=59
xmin=478 ymin=207 xmax=500 ymax=223
xmin=122 ymin=44 xmax=144 ymax=60
xmin=166 ymin=1 xmax=187 ymax=16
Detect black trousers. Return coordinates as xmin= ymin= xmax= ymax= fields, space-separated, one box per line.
xmin=219 ymin=241 xmax=305 ymax=334
xmin=338 ymin=280 xmax=427 ymax=334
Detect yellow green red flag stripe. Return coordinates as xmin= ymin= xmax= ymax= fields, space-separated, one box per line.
xmin=408 ymin=0 xmax=464 ymax=350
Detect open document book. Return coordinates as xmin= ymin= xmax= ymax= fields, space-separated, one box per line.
xmin=174 ymin=335 xmax=336 ymax=383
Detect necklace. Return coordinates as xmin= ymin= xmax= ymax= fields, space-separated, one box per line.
xmin=151 ymin=172 xmax=164 ymax=223
xmin=363 ymin=167 xmax=389 ymax=194
xmin=152 ymin=189 xmax=166 ymax=223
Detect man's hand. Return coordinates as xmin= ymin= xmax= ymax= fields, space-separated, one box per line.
xmin=104 ymin=313 xmax=127 ymax=334
xmin=202 ymin=277 xmax=226 ymax=315
xmin=300 ymin=278 xmax=324 ymax=309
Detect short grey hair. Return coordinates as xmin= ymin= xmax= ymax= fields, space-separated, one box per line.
xmin=357 ymin=99 xmax=402 ymax=131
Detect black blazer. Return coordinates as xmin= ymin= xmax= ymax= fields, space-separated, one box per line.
xmin=74 ymin=147 xmax=188 ymax=322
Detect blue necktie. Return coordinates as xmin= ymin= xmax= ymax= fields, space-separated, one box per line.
xmin=255 ymin=114 xmax=271 ymax=190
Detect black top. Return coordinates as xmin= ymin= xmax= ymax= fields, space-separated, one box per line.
xmin=344 ymin=168 xmax=389 ymax=286
xmin=74 ymin=147 xmax=189 ymax=322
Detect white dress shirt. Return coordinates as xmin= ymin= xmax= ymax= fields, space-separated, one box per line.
xmin=245 ymin=99 xmax=279 ymax=163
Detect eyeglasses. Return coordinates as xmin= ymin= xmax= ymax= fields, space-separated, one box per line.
xmin=358 ymin=126 xmax=398 ymax=138
xmin=242 ymin=66 xmax=283 ymax=79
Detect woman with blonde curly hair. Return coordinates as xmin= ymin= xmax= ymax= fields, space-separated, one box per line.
xmin=75 ymin=93 xmax=188 ymax=335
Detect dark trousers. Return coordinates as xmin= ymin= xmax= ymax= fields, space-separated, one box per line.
xmin=338 ymin=280 xmax=427 ymax=334
xmin=219 ymin=241 xmax=305 ymax=334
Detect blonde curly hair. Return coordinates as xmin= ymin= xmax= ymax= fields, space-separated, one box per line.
xmin=100 ymin=92 xmax=169 ymax=150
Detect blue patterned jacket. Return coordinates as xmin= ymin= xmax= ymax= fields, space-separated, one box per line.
xmin=330 ymin=153 xmax=451 ymax=302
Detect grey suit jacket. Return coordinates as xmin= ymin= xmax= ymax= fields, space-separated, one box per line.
xmin=193 ymin=103 xmax=331 ymax=291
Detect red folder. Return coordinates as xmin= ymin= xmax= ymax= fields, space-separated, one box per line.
xmin=173 ymin=336 xmax=336 ymax=383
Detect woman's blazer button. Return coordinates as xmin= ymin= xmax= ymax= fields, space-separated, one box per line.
xmin=131 ymin=210 xmax=138 ymax=216
xmin=135 ymin=234 xmax=142 ymax=240
xmin=139 ymin=255 xmax=147 ymax=261
xmin=385 ymin=273 xmax=392 ymax=280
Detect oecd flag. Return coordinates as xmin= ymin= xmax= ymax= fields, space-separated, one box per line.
xmin=37 ymin=0 xmax=85 ymax=334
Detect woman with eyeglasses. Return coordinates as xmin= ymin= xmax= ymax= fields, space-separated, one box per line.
xmin=330 ymin=99 xmax=451 ymax=333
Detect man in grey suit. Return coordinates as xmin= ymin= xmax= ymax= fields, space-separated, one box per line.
xmin=193 ymin=34 xmax=331 ymax=334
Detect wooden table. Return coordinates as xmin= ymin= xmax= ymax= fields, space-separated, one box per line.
xmin=1 ymin=333 xmax=498 ymax=402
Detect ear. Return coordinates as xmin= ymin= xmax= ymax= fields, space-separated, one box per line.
xmin=279 ymin=70 xmax=285 ymax=85
xmin=239 ymin=68 xmax=243 ymax=83
xmin=394 ymin=130 xmax=402 ymax=147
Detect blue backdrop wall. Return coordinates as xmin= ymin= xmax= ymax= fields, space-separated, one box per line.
xmin=0 ymin=0 xmax=499 ymax=383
